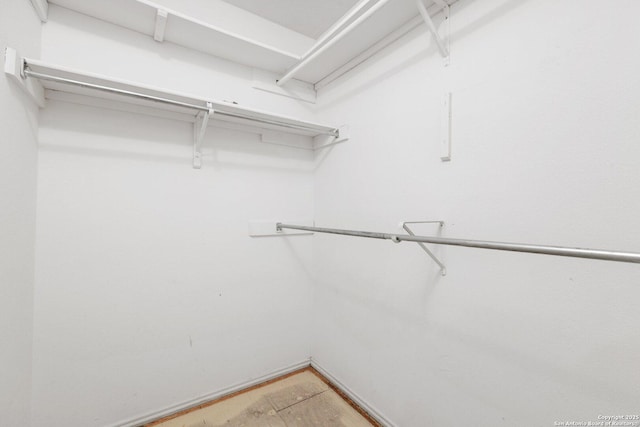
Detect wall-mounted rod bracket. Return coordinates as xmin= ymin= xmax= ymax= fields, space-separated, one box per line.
xmin=4 ymin=48 xmax=45 ymax=107
xmin=402 ymin=221 xmax=446 ymax=276
xmin=193 ymin=102 xmax=213 ymax=169
xmin=313 ymin=124 xmax=350 ymax=151
xmin=416 ymin=0 xmax=450 ymax=65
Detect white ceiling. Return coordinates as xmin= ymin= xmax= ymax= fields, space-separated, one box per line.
xmin=220 ymin=0 xmax=361 ymax=39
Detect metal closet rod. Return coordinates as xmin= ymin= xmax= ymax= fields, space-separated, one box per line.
xmin=23 ymin=68 xmax=339 ymax=137
xmin=276 ymin=223 xmax=640 ymax=264
xmin=277 ymin=0 xmax=392 ymax=86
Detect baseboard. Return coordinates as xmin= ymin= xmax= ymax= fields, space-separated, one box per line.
xmin=111 ymin=358 xmax=312 ymax=427
xmin=310 ymin=358 xmax=398 ymax=427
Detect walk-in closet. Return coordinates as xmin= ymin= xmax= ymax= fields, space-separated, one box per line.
xmin=2 ymin=0 xmax=639 ymax=425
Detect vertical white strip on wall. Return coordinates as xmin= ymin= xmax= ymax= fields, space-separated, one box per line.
xmin=440 ymin=92 xmax=451 ymax=161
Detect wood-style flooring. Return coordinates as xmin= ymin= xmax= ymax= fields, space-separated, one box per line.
xmin=148 ymin=368 xmax=377 ymax=427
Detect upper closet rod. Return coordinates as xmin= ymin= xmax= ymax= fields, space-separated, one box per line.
xmin=276 ymin=223 xmax=640 ymax=264
xmin=23 ymin=67 xmax=339 ymax=137
xmin=297 ymin=0 xmax=377 ymax=61
xmin=276 ymin=0 xmax=392 ymax=86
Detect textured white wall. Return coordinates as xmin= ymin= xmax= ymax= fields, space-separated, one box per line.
xmin=32 ymin=7 xmax=316 ymax=427
xmin=28 ymin=1 xmax=640 ymax=426
xmin=0 ymin=1 xmax=40 ymax=426
xmin=312 ymin=0 xmax=640 ymax=425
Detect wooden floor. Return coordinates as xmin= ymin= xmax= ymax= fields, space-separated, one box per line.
xmin=148 ymin=369 xmax=377 ymax=427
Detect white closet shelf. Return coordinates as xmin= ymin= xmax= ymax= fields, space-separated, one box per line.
xmin=290 ymin=0 xmax=457 ymax=87
xmin=47 ymin=0 xmax=455 ymax=89
xmin=5 ymin=48 xmax=346 ymax=168
xmin=20 ymin=56 xmax=339 ymax=136
xmin=48 ymin=0 xmax=303 ymax=73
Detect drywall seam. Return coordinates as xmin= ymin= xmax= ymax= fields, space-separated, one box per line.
xmin=310 ymin=358 xmax=398 ymax=427
xmin=111 ymin=358 xmax=312 ymax=427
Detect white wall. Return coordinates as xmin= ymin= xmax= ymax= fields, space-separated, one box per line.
xmin=0 ymin=1 xmax=41 ymax=426
xmin=313 ymin=0 xmax=640 ymax=426
xmin=29 ymin=1 xmax=640 ymax=426
xmin=32 ymin=6 xmax=316 ymax=426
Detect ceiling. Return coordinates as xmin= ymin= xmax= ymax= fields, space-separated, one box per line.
xmin=221 ymin=0 xmax=361 ymax=39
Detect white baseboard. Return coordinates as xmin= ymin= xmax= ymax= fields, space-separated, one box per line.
xmin=112 ymin=358 xmax=311 ymax=427
xmin=310 ymin=358 xmax=398 ymax=427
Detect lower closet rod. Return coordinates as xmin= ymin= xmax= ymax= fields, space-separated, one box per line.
xmin=276 ymin=223 xmax=640 ymax=264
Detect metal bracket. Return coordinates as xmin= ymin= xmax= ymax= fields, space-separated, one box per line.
xmin=193 ymin=102 xmax=213 ymax=169
xmin=402 ymin=221 xmax=447 ymax=276
xmin=4 ymin=47 xmax=45 ymax=107
xmin=416 ymin=0 xmax=450 ymax=66
xmin=313 ymin=124 xmax=350 ymax=151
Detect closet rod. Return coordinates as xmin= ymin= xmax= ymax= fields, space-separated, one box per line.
xmin=24 ymin=69 xmax=210 ymax=112
xmin=276 ymin=0 xmax=392 ymax=86
xmin=23 ymin=68 xmax=340 ymax=137
xmin=276 ymin=223 xmax=640 ymax=264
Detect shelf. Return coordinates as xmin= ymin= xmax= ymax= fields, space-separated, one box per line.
xmin=5 ymin=48 xmax=346 ymax=168
xmin=45 ymin=0 xmax=454 ymax=90
xmin=291 ymin=0 xmax=456 ymax=86
xmin=48 ymin=0 xmax=308 ymax=73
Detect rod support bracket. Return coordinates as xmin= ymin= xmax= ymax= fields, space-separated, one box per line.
xmin=402 ymin=221 xmax=447 ymax=276
xmin=4 ymin=48 xmax=45 ymax=107
xmin=313 ymin=124 xmax=350 ymax=151
xmin=193 ymin=102 xmax=213 ymax=169
xmin=417 ymin=0 xmax=450 ymax=65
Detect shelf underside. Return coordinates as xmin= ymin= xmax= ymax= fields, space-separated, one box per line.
xmin=47 ymin=0 xmax=454 ymax=85
xmin=25 ymin=59 xmax=339 ymax=138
